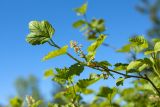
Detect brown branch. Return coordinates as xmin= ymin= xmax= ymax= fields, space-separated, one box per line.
xmin=48 ymin=39 xmax=160 ymax=96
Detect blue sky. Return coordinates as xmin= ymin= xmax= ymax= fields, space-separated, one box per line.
xmin=0 ymin=0 xmax=151 ymax=104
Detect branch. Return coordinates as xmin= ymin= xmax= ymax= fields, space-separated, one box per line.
xmin=48 ymin=39 xmax=160 ymax=96
xmin=49 ymin=39 xmax=81 ymax=63
xmin=144 ymin=74 xmax=160 ymax=96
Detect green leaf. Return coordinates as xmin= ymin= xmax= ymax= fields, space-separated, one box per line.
xmin=138 ymin=63 xmax=148 ymax=71
xmin=52 ymin=67 xmax=69 ymax=84
xmin=44 ymin=69 xmax=54 ymax=78
xmin=31 ymin=100 xmax=43 ymax=107
xmin=97 ymin=87 xmax=117 ymax=99
xmin=90 ymin=19 xmax=106 ymax=32
xmin=77 ymin=78 xmax=99 ymax=88
xmin=116 ymin=77 xmax=124 ymax=86
xmin=81 ymin=88 xmax=94 ymax=95
xmin=127 ymin=60 xmax=142 ymax=72
xmin=117 ymin=44 xmax=132 ymax=52
xmin=75 ymin=3 xmax=88 ymax=15
xmin=127 ymin=59 xmax=150 ymax=72
xmin=10 ymin=97 xmax=23 ymax=107
xmin=87 ymin=34 xmax=106 ymax=52
xmin=43 ymin=45 xmax=68 ymax=61
xmin=97 ymin=61 xmax=112 ymax=67
xmin=129 ymin=36 xmax=148 ymax=48
xmin=26 ymin=21 xmax=55 ymax=45
xmin=144 ymin=50 xmax=155 ymax=55
xmin=114 ymin=63 xmax=128 ymax=71
xmin=117 ymin=36 xmax=148 ymax=53
xmin=89 ymin=73 xmax=103 ymax=79
xmin=129 ymin=36 xmax=148 ymax=53
xmin=154 ymin=41 xmax=160 ymax=52
xmin=152 ymin=38 xmax=160 ymax=43
xmin=87 ymin=34 xmax=106 ymax=61
xmin=68 ymin=63 xmax=84 ymax=76
xmin=73 ymin=20 xmax=86 ymax=28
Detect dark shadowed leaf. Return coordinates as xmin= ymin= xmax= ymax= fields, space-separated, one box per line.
xmin=116 ymin=77 xmax=124 ymax=86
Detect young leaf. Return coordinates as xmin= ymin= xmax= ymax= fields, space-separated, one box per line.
xmin=127 ymin=59 xmax=150 ymax=72
xmin=26 ymin=21 xmax=55 ymax=45
xmin=77 ymin=78 xmax=99 ymax=88
xmin=87 ymin=34 xmax=106 ymax=61
xmin=138 ymin=63 xmax=148 ymax=71
xmin=130 ymin=36 xmax=148 ymax=53
xmin=81 ymin=88 xmax=94 ymax=95
xmin=73 ymin=20 xmax=86 ymax=28
xmin=117 ymin=36 xmax=148 ymax=53
xmin=114 ymin=63 xmax=128 ymax=71
xmin=54 ymin=67 xmax=70 ymax=80
xmin=97 ymin=61 xmax=112 ymax=67
xmin=152 ymin=38 xmax=160 ymax=43
xmin=43 ymin=45 xmax=68 ymax=61
xmin=129 ymin=36 xmax=148 ymax=49
xmin=144 ymin=50 xmax=155 ymax=55
xmin=127 ymin=60 xmax=142 ymax=72
xmin=116 ymin=77 xmax=124 ymax=86
xmin=10 ymin=97 xmax=23 ymax=107
xmin=97 ymin=87 xmax=117 ymax=99
xmin=117 ymin=44 xmax=132 ymax=52
xmin=87 ymin=34 xmax=106 ymax=52
xmin=90 ymin=19 xmax=106 ymax=32
xmin=75 ymin=3 xmax=88 ymax=15
xmin=154 ymin=41 xmax=160 ymax=52
xmin=44 ymin=69 xmax=54 ymax=78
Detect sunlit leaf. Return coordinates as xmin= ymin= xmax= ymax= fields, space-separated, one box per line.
xmin=26 ymin=21 xmax=55 ymax=45
xmin=73 ymin=20 xmax=86 ymax=28
xmin=81 ymin=88 xmax=94 ymax=95
xmin=10 ymin=97 xmax=23 ymax=107
xmin=144 ymin=50 xmax=155 ymax=55
xmin=90 ymin=19 xmax=106 ymax=32
xmin=152 ymin=38 xmax=160 ymax=43
xmin=127 ymin=60 xmax=142 ymax=72
xmin=114 ymin=63 xmax=128 ymax=71
xmin=43 ymin=45 xmax=68 ymax=61
xmin=129 ymin=36 xmax=148 ymax=48
xmin=117 ymin=36 xmax=148 ymax=53
xmin=117 ymin=44 xmax=132 ymax=52
xmin=77 ymin=78 xmax=99 ymax=88
xmin=31 ymin=100 xmax=43 ymax=107
xmin=75 ymin=3 xmax=88 ymax=15
xmin=127 ymin=59 xmax=150 ymax=72
xmin=87 ymin=34 xmax=106 ymax=61
xmin=154 ymin=41 xmax=160 ymax=52
xmin=129 ymin=36 xmax=148 ymax=53
xmin=87 ymin=34 xmax=106 ymax=52
xmin=44 ymin=69 xmax=54 ymax=78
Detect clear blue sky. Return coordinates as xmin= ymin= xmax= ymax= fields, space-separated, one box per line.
xmin=0 ymin=0 xmax=151 ymax=104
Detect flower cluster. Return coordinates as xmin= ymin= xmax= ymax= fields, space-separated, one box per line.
xmin=70 ymin=40 xmax=85 ymax=58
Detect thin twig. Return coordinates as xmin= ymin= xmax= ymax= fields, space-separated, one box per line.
xmin=144 ymin=74 xmax=160 ymax=96
xmin=48 ymin=39 xmax=160 ymax=96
